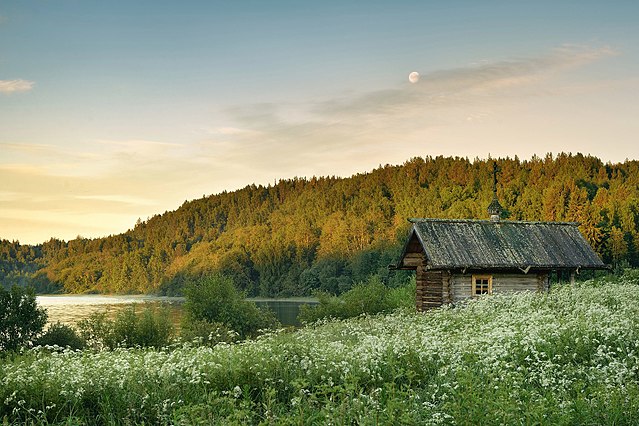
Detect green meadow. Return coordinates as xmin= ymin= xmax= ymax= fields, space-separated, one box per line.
xmin=3 ymin=278 xmax=639 ymax=425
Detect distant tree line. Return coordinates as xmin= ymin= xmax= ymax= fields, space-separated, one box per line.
xmin=2 ymin=153 xmax=638 ymax=296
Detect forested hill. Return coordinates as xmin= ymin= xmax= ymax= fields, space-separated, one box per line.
xmin=2 ymin=154 xmax=638 ymax=296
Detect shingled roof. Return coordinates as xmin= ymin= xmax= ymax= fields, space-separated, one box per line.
xmin=397 ymin=218 xmax=606 ymax=270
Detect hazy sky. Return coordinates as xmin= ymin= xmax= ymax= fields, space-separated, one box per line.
xmin=1 ymin=1 xmax=638 ymax=244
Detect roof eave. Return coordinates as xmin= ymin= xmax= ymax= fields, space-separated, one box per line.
xmin=392 ymin=223 xmax=432 ymax=270
xmin=426 ymin=263 xmax=609 ymax=271
xmin=391 ymin=225 xmax=418 ymax=270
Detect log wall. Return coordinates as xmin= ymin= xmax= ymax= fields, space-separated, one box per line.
xmin=537 ymin=273 xmax=550 ymax=291
xmin=493 ymin=273 xmax=540 ymax=294
xmin=450 ymin=272 xmax=543 ymax=303
xmin=415 ymin=266 xmax=444 ymax=311
xmin=415 ymin=263 xmax=551 ymax=311
xmin=450 ymin=274 xmax=473 ymax=302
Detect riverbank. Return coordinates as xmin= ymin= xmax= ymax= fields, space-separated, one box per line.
xmin=37 ymin=295 xmax=317 ymax=327
xmin=6 ymin=281 xmax=639 ymax=424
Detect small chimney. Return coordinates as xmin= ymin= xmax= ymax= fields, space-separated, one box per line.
xmin=488 ymin=162 xmax=503 ymax=222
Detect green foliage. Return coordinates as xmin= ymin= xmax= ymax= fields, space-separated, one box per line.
xmin=35 ymin=322 xmax=86 ymax=350
xmin=183 ymin=274 xmax=280 ymax=339
xmin=298 ymin=275 xmax=415 ymax=323
xmin=619 ymin=267 xmax=639 ymax=284
xmin=6 ymin=279 xmax=639 ymax=423
xmin=298 ymin=256 xmax=351 ymax=294
xmin=385 ymin=275 xmax=417 ymax=307
xmin=0 ymin=285 xmax=47 ymax=352
xmin=133 ymin=306 xmax=174 ymax=348
xmin=3 ymin=154 xmax=639 ymax=296
xmin=179 ymin=319 xmax=238 ymax=346
xmin=76 ymin=311 xmax=113 ymax=349
xmin=77 ymin=305 xmax=174 ymax=349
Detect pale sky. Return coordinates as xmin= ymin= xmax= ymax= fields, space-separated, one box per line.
xmin=1 ymin=1 xmax=638 ymax=244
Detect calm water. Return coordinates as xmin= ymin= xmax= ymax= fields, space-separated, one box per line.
xmin=248 ymin=298 xmax=318 ymax=326
xmin=37 ymin=295 xmax=317 ymax=327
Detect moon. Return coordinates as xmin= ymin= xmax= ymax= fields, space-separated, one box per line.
xmin=408 ymin=71 xmax=420 ymax=83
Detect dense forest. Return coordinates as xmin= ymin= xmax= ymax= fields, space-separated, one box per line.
xmin=1 ymin=153 xmax=638 ymax=296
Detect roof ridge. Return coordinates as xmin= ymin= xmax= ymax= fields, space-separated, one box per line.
xmin=408 ymin=218 xmax=580 ymax=226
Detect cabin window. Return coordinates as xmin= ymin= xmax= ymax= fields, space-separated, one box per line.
xmin=472 ymin=275 xmax=492 ymax=296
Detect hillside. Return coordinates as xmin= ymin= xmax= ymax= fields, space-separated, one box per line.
xmin=1 ymin=153 xmax=638 ymax=296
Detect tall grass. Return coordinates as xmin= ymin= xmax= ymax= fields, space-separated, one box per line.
xmin=3 ymin=279 xmax=639 ymax=424
xmin=298 ymin=275 xmax=416 ymax=323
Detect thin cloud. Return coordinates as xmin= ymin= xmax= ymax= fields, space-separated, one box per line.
xmin=225 ymin=45 xmax=617 ymax=140
xmin=200 ymin=44 xmax=622 ymax=181
xmin=74 ymin=194 xmax=159 ymax=207
xmin=214 ymin=127 xmax=261 ymax=136
xmin=0 ymin=79 xmax=35 ymax=94
xmin=95 ymin=139 xmax=184 ymax=161
xmin=313 ymin=45 xmax=616 ymax=118
xmin=1 ymin=142 xmax=61 ymax=154
xmin=0 ymin=191 xmax=20 ymax=202
xmin=96 ymin=139 xmax=182 ymax=149
xmin=219 ymin=46 xmax=615 ymax=134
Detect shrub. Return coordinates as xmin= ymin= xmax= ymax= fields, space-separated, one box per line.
xmin=35 ymin=322 xmax=86 ymax=350
xmin=77 ymin=311 xmax=113 ymax=349
xmin=134 ymin=306 xmax=174 ymax=348
xmin=621 ymin=267 xmax=639 ymax=284
xmin=298 ymin=275 xmax=415 ymax=323
xmin=77 ymin=305 xmax=174 ymax=350
xmin=183 ymin=274 xmax=280 ymax=339
xmin=179 ymin=319 xmax=238 ymax=346
xmin=0 ymin=285 xmax=47 ymax=352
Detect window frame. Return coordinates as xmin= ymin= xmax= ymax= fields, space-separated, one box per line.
xmin=472 ymin=274 xmax=493 ymax=297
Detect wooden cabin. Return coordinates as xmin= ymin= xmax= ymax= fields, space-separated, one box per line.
xmin=394 ymin=185 xmax=607 ymax=311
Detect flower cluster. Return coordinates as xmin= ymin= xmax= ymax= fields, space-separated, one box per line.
xmin=2 ymin=279 xmax=639 ymax=424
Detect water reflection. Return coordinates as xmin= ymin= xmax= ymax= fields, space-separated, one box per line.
xmin=249 ymin=298 xmax=318 ymax=326
xmin=37 ymin=295 xmax=317 ymax=328
xmin=37 ymin=295 xmax=185 ymax=328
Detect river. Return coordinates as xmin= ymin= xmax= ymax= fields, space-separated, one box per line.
xmin=36 ymin=295 xmax=318 ymax=328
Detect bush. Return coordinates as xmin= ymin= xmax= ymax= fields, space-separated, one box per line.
xmin=179 ymin=319 xmax=238 ymax=346
xmin=183 ymin=274 xmax=280 ymax=339
xmin=0 ymin=285 xmax=47 ymax=352
xmin=134 ymin=306 xmax=174 ymax=348
xmin=77 ymin=305 xmax=174 ymax=350
xmin=76 ymin=311 xmax=113 ymax=349
xmin=385 ymin=276 xmax=416 ymax=308
xmin=298 ymin=275 xmax=415 ymax=324
xmin=35 ymin=322 xmax=86 ymax=350
xmin=621 ymin=268 xmax=639 ymax=284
